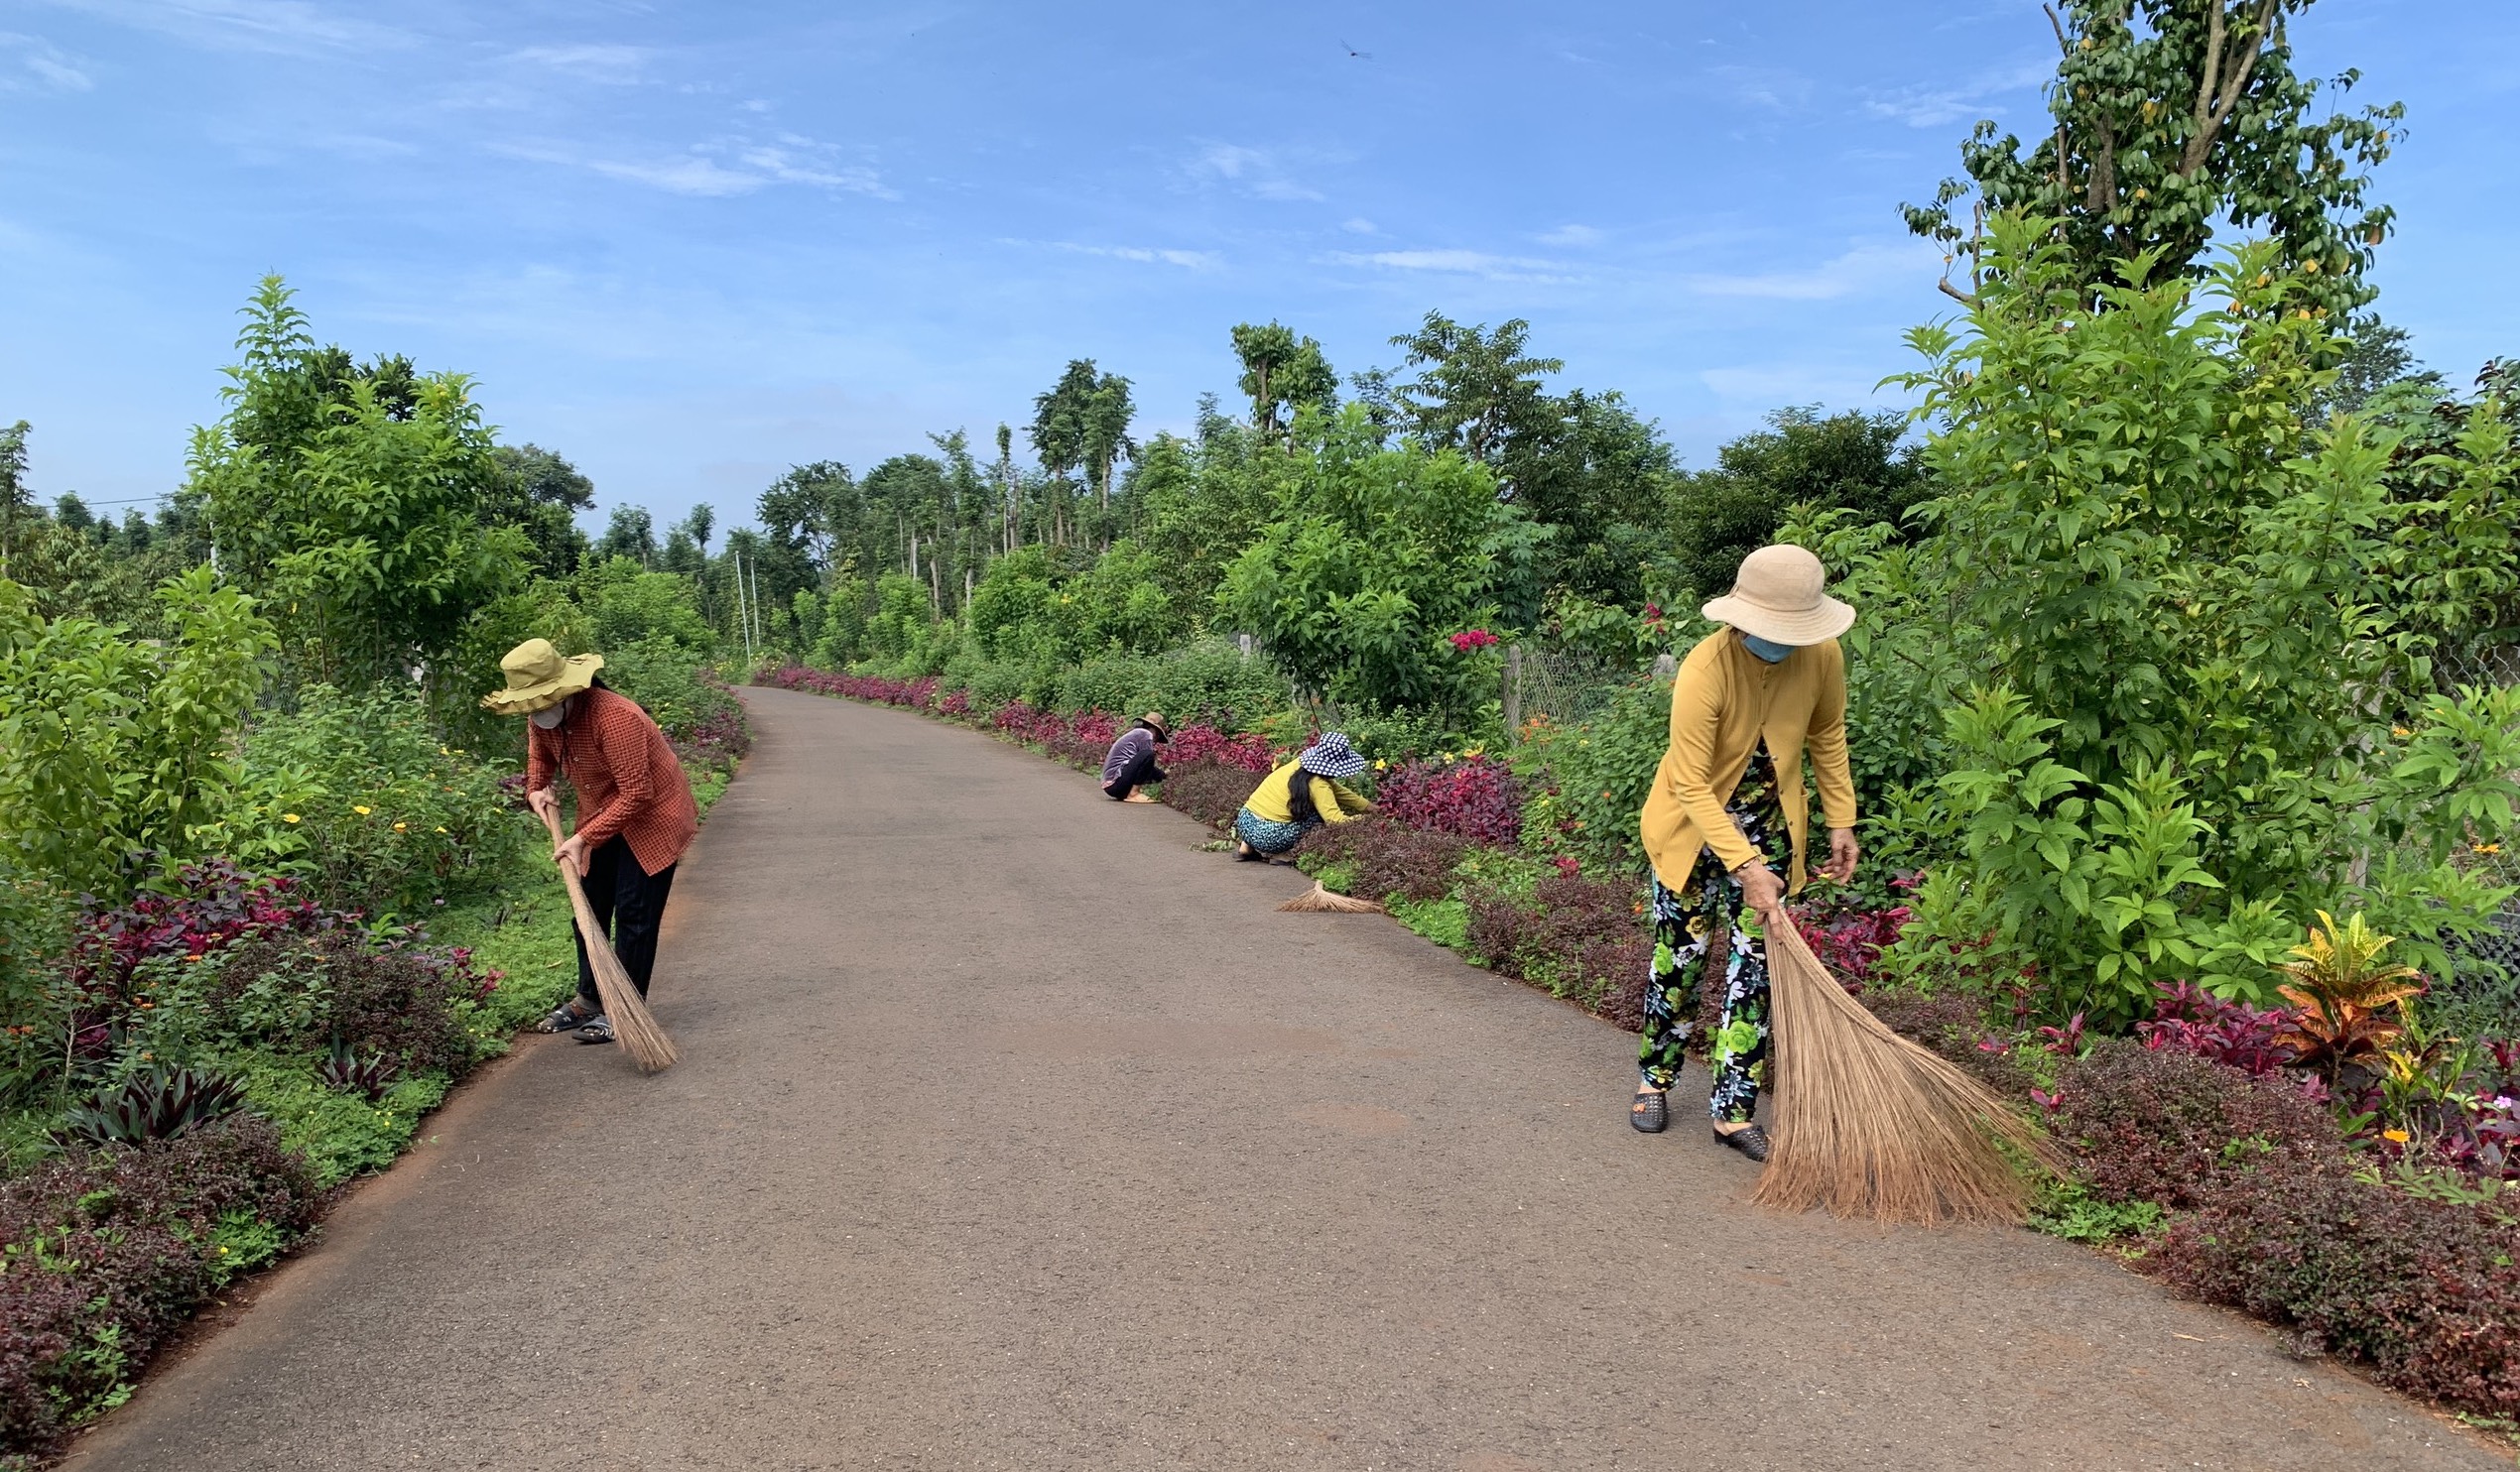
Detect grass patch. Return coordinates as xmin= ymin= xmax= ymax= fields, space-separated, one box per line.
xmin=2030 ymin=1179 xmax=2167 ymax=1245
xmin=237 ymin=1055 xmax=453 ymax=1189
xmin=1388 ymin=895 xmax=1471 ymax=953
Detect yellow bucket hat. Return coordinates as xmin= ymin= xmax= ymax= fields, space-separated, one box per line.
xmin=480 ymin=639 xmax=605 ymax=716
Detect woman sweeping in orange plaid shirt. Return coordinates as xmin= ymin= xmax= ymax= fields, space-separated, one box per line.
xmin=483 ymin=640 xmax=700 ymax=1045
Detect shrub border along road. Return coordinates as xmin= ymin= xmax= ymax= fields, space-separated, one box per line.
xmin=763 ymin=665 xmax=2520 ymax=1435
xmin=0 ymin=721 xmax=747 ymax=1466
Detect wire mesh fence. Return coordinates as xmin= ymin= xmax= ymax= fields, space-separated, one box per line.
xmin=2431 ymin=641 xmax=2520 ymax=695
xmin=1502 ymin=646 xmax=1647 ymax=736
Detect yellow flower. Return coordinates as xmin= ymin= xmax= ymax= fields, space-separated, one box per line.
xmin=353 ymin=805 xmax=372 ymax=815
xmin=436 ymin=826 xmax=449 ymax=834
xmin=282 ymin=813 xmax=302 ymax=824
xmin=393 ymin=822 xmax=408 ymax=832
xmin=2382 ymin=1128 xmax=2410 ymax=1144
xmin=2391 ymin=726 xmax=2411 ymax=738
xmin=2474 ymin=843 xmax=2502 ymax=856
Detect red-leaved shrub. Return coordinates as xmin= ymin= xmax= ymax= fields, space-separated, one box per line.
xmin=0 ymin=1117 xmax=326 ymax=1454
xmin=204 ymin=931 xmax=493 ymax=1076
xmin=2135 ymin=981 xmax=2296 ymax=1077
xmin=1465 ymin=873 xmax=1651 ymax=1028
xmin=1160 ymin=762 xmax=1266 ymax=827
xmin=1168 ymin=721 xmax=1277 ymax=773
xmin=2146 ymin=1165 xmax=2520 ymax=1417
xmin=1295 ymin=817 xmax=1472 ymax=904
xmin=1377 ymin=754 xmax=1525 ymax=846
xmin=59 ymin=863 xmax=339 ymax=1062
xmin=2047 ymin=1039 xmax=2344 ymax=1211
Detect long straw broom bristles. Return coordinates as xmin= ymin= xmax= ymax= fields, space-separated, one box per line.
xmin=1278 ymin=881 xmax=1385 ymax=914
xmin=1751 ymin=918 xmax=2061 ymax=1225
xmin=537 ymin=810 xmax=680 ymax=1073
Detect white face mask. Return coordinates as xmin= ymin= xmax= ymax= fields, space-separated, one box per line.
xmin=530 ymin=702 xmax=567 ymax=729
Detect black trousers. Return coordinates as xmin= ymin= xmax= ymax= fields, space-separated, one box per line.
xmin=575 ymin=835 xmax=677 ymax=1005
xmin=1103 ymin=747 xmax=1167 ymax=799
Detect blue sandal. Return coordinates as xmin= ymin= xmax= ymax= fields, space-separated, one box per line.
xmin=572 ymin=1015 xmax=615 ymax=1044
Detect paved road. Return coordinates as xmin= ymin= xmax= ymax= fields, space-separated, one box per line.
xmin=67 ymin=688 xmax=2502 ymax=1471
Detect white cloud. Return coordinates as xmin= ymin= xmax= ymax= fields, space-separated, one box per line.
xmin=35 ymin=0 xmax=412 ymax=54
xmin=1341 ymin=217 xmax=1378 ymax=235
xmin=0 ymin=33 xmax=92 ymax=92
xmin=1706 ymin=63 xmax=1811 ymax=114
xmin=1861 ymin=58 xmax=2051 ymax=129
xmin=1187 ymin=142 xmax=1324 ymax=202
xmin=1042 ymin=241 xmax=1220 ymax=269
xmin=497 ymin=135 xmax=895 ymax=199
xmin=1539 ymin=223 xmax=1600 ymax=247
xmin=1683 ymin=240 xmax=1942 ymax=300
xmin=1332 ymin=248 xmax=1574 ymax=283
xmin=505 ymin=44 xmax=650 ymax=83
xmin=1700 ymin=363 xmax=1908 ymax=412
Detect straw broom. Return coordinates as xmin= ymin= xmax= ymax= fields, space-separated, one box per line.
xmin=536 ymin=808 xmax=679 ymax=1073
xmin=1750 ymin=915 xmax=2059 ymax=1225
xmin=1279 ymin=881 xmax=1384 ymax=914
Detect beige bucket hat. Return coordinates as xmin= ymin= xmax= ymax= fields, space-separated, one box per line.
xmin=480 ymin=638 xmax=604 ymax=716
xmin=1701 ymin=545 xmax=1855 ymax=645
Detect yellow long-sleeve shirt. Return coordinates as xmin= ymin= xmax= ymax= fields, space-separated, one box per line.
xmin=1638 ymin=629 xmax=1857 ymax=893
xmin=1244 ymin=759 xmax=1372 ymax=825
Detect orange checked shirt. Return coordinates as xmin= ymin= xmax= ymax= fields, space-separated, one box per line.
xmin=526 ymin=687 xmax=700 ymax=875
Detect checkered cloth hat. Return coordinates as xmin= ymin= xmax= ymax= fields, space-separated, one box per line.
xmin=1298 ymin=732 xmax=1368 ymax=780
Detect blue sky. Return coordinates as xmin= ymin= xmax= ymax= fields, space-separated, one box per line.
xmin=2 ymin=1 xmax=2513 ymax=533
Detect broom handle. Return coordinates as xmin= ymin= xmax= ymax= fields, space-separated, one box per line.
xmin=536 ymin=804 xmax=623 ymax=975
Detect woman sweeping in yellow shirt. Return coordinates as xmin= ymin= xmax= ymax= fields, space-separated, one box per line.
xmin=1631 ymin=546 xmax=1861 ymax=1161
xmin=1233 ymin=733 xmax=1376 ymax=861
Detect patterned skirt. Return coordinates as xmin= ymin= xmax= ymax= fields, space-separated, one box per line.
xmin=1234 ymin=808 xmax=1312 ymax=855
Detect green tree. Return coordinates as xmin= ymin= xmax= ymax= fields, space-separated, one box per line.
xmin=489 ymin=443 xmax=595 ymax=576
xmin=1666 ymin=407 xmax=1930 ymax=598
xmin=185 ymin=278 xmax=531 ymax=696
xmin=0 ymin=422 xmax=30 ymax=579
xmin=596 ymin=505 xmax=658 ymax=565
xmin=0 ymin=567 xmax=276 ymax=901
xmin=1221 ymin=406 xmax=1542 ymax=718
xmin=1230 ymin=323 xmax=1336 ymax=441
xmin=1877 ymin=216 xmax=2520 ymax=1020
xmin=1904 ymin=0 xmax=2401 ymax=317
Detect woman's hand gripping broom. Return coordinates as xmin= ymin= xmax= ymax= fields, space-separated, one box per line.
xmin=537 ymin=807 xmax=680 ymax=1073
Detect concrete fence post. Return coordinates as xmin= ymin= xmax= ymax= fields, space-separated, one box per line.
xmin=1503 ymin=644 xmax=1523 ymax=743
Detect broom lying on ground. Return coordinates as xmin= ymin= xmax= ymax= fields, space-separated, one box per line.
xmin=1751 ymin=915 xmax=2060 ymax=1225
xmin=536 ymin=808 xmax=680 ymax=1073
xmin=1279 ymin=881 xmax=1385 ymax=914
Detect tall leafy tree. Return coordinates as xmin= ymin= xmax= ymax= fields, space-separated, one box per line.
xmin=185 ymin=277 xmax=529 ymax=693
xmin=1666 ymin=408 xmax=1931 ymax=598
xmin=758 ymin=461 xmax=857 ymax=572
xmin=596 ymin=505 xmax=658 ymax=565
xmin=0 ymin=421 xmax=29 ymax=579
xmin=1029 ymin=361 xmax=1095 ymax=545
xmin=1230 ymin=322 xmax=1337 ymax=441
xmin=1222 ymin=406 xmax=1543 ymax=716
xmin=1080 ymin=372 xmax=1136 ymax=517
xmin=1904 ymin=0 xmax=2401 ymax=315
xmin=488 ymin=443 xmax=595 ymax=576
xmin=1387 ymin=313 xmax=1563 ymax=477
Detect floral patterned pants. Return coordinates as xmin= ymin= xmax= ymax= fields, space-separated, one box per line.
xmin=1638 ymin=748 xmax=1794 ymax=1123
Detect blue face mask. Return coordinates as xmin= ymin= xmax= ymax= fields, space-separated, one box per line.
xmin=1739 ymin=632 xmax=1797 ymax=664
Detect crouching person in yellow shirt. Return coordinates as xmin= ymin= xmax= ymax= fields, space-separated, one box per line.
xmin=1232 ymin=733 xmax=1375 ymax=861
